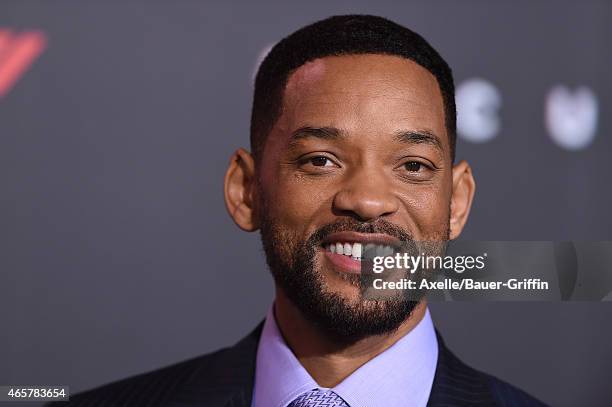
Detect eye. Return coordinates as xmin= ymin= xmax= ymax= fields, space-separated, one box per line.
xmin=404 ymin=161 xmax=424 ymax=172
xmin=308 ymin=156 xmax=335 ymax=167
xmin=297 ymin=154 xmax=340 ymax=174
xmin=396 ymin=159 xmax=436 ymax=182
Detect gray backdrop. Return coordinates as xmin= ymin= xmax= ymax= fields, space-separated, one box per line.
xmin=1 ymin=1 xmax=611 ymax=406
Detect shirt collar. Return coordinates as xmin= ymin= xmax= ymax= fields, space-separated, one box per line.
xmin=252 ymin=305 xmax=319 ymax=407
xmin=252 ymin=304 xmax=438 ymax=407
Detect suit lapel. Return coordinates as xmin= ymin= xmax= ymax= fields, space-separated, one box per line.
xmin=169 ymin=322 xmax=264 ymax=407
xmin=427 ymin=331 xmax=496 ymax=406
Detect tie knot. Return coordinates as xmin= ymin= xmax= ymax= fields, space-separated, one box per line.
xmin=288 ymin=389 xmax=349 ymax=407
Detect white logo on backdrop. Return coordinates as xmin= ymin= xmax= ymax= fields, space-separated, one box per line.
xmin=545 ymin=85 xmax=599 ymax=151
xmin=456 ymin=78 xmax=502 ymax=143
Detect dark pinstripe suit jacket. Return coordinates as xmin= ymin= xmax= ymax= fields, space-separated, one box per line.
xmin=48 ymin=324 xmax=548 ymax=407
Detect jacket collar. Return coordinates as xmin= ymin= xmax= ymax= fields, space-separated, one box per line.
xmin=166 ymin=322 xmax=496 ymax=407
xmin=169 ymin=322 xmax=263 ymax=407
xmin=427 ymin=330 xmax=496 ymax=406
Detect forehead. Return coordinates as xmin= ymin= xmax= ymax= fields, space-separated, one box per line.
xmin=280 ymin=54 xmax=447 ymax=142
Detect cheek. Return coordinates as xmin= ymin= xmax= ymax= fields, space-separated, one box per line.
xmin=262 ymin=170 xmax=335 ymax=235
xmin=285 ymin=176 xmax=333 ymax=224
xmin=398 ymin=183 xmax=452 ymax=239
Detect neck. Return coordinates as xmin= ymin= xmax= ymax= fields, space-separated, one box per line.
xmin=273 ymin=290 xmax=427 ymax=388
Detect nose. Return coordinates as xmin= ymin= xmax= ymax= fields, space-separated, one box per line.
xmin=332 ymin=169 xmax=400 ymax=221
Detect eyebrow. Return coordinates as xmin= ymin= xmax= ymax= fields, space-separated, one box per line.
xmin=289 ymin=126 xmax=346 ymax=145
xmin=393 ymin=129 xmax=444 ymax=152
xmin=289 ymin=125 xmax=444 ymax=152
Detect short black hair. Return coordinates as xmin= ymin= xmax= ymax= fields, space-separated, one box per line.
xmin=251 ymin=14 xmax=456 ymax=163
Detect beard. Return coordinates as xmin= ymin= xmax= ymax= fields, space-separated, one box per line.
xmin=260 ymin=210 xmax=449 ymax=342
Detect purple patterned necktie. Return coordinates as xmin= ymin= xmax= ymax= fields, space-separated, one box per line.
xmin=288 ymin=389 xmax=350 ymax=407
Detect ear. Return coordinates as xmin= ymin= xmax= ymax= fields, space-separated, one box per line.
xmin=224 ymin=148 xmax=259 ymax=231
xmin=449 ymin=160 xmax=476 ymax=240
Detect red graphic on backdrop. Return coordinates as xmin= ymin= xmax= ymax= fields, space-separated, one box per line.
xmin=0 ymin=29 xmax=47 ymax=99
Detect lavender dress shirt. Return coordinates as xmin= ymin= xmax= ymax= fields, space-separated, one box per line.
xmin=252 ymin=304 xmax=438 ymax=407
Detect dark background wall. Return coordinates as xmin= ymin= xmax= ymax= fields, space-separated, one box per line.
xmin=1 ymin=1 xmax=611 ymax=406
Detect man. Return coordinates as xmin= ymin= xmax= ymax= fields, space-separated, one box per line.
xmin=52 ymin=15 xmax=546 ymax=407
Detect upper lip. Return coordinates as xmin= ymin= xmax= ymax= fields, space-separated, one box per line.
xmin=321 ymin=231 xmax=400 ymax=246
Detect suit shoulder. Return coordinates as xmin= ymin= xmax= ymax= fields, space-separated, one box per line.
xmin=432 ymin=336 xmax=549 ymax=406
xmin=484 ymin=372 xmax=549 ymax=407
xmin=45 ymin=346 xmax=232 ymax=407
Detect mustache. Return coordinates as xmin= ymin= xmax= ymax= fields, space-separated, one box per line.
xmin=308 ymin=218 xmax=414 ymax=246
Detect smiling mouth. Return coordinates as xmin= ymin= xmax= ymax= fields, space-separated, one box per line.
xmin=320 ymin=232 xmax=400 ymax=274
xmin=322 ymin=241 xmax=396 ymax=261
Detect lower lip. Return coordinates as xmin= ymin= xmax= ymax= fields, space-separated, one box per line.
xmin=322 ymin=248 xmax=362 ymax=274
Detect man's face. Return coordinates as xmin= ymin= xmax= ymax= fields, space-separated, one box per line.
xmin=257 ymin=54 xmax=454 ymax=338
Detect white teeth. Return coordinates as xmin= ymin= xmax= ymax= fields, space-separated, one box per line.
xmin=326 ymin=242 xmax=392 ymax=259
xmin=326 ymin=242 xmax=364 ymax=261
xmin=336 ymin=242 xmax=344 ymax=255
xmin=352 ymin=242 xmax=362 ymax=258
